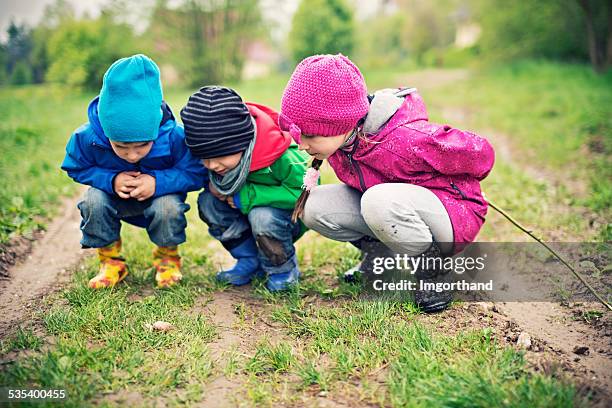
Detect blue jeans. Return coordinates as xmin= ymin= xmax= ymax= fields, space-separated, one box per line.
xmin=78 ymin=187 xmax=190 ymax=248
xmin=197 ymin=190 xmax=302 ymax=275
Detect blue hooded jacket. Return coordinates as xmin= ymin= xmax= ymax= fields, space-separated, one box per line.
xmin=61 ymin=97 xmax=207 ymax=197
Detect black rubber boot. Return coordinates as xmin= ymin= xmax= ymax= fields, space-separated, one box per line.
xmin=343 ymin=236 xmax=389 ymax=283
xmin=413 ymin=241 xmax=452 ymax=313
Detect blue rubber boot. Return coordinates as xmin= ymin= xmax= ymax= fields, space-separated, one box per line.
xmin=265 ymin=255 xmax=300 ymax=292
xmin=216 ymin=238 xmax=263 ymax=286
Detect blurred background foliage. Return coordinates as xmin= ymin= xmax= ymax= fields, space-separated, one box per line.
xmin=0 ymin=0 xmax=610 ymax=89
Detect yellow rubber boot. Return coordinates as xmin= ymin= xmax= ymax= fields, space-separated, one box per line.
xmin=89 ymin=240 xmax=128 ymax=289
xmin=153 ymin=246 xmax=182 ymax=288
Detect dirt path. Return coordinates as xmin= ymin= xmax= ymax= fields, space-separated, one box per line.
xmin=0 ymin=194 xmax=89 ymax=338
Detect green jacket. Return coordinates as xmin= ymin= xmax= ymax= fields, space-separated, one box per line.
xmin=237 ymin=143 xmax=311 ymax=219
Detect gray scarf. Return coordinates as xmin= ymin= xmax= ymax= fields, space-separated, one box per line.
xmin=209 ymin=118 xmax=257 ymax=196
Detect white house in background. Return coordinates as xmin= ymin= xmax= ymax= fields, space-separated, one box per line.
xmin=242 ymin=41 xmax=281 ymax=80
xmin=455 ymin=23 xmax=481 ymax=48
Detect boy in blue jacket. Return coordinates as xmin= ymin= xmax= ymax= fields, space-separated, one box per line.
xmin=61 ymin=54 xmax=206 ymax=289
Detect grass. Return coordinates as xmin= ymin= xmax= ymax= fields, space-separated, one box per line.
xmin=0 ymin=61 xmax=607 ymax=406
xmin=0 ymin=86 xmax=91 ymax=244
xmin=0 ymin=225 xmax=590 ymax=406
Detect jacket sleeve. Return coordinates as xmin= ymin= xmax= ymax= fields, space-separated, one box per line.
xmin=61 ymin=128 xmax=118 ymax=195
xmin=421 ymin=127 xmax=495 ymax=180
xmin=236 ymin=148 xmax=308 ymax=214
xmin=151 ymin=128 xmax=208 ymax=197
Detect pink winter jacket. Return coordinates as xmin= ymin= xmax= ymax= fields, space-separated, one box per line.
xmin=327 ymin=91 xmax=495 ymax=254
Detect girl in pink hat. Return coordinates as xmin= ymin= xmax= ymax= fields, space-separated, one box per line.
xmin=279 ymin=54 xmax=495 ymax=313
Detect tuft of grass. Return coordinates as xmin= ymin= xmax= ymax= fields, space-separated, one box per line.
xmin=0 ymin=328 xmax=44 ymax=353
xmin=246 ymin=340 xmax=295 ymax=375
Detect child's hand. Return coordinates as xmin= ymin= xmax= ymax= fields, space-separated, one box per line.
xmin=127 ymin=174 xmax=156 ymax=201
xmin=208 ymin=181 xmax=227 ymax=201
xmin=114 ymin=171 xmax=141 ymax=199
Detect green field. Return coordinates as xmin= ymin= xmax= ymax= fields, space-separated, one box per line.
xmin=0 ymin=62 xmax=609 ymax=406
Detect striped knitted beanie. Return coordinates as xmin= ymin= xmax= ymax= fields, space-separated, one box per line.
xmin=181 ymin=86 xmax=254 ymax=159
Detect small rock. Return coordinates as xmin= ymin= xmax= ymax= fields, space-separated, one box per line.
xmin=477 ymin=302 xmax=490 ymax=313
xmin=573 ymin=357 xmax=580 ymax=362
xmin=516 ymin=332 xmax=532 ymax=349
xmin=573 ymin=346 xmax=589 ymax=355
xmin=145 ymin=321 xmax=175 ymax=332
xmin=318 ymin=391 xmax=328 ymax=397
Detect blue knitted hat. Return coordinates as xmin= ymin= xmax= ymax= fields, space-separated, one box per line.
xmin=98 ymin=54 xmax=163 ymax=142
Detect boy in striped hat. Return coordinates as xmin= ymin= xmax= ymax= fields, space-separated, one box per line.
xmin=181 ymin=86 xmax=311 ymax=291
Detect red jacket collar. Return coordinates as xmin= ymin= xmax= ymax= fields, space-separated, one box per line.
xmin=247 ymin=103 xmax=292 ymax=171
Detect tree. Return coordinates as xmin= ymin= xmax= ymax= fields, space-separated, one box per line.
xmin=146 ymin=0 xmax=262 ymax=86
xmin=5 ymin=21 xmax=33 ymax=81
xmin=45 ymin=12 xmax=136 ymax=89
xmin=396 ymin=0 xmax=458 ymax=64
xmin=577 ymin=0 xmax=611 ymax=72
xmin=355 ymin=12 xmax=409 ymax=68
xmin=288 ymin=0 xmax=355 ymax=64
xmin=0 ymin=45 xmax=6 ymax=85
xmin=472 ymin=0 xmax=589 ymax=63
xmin=10 ymin=61 xmax=33 ymax=85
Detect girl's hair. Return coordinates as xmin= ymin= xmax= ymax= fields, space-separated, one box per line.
xmin=291 ymin=158 xmax=323 ymax=223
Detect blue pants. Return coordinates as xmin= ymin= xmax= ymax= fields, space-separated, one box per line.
xmin=78 ymin=187 xmax=190 ymax=248
xmin=197 ymin=190 xmax=301 ymax=275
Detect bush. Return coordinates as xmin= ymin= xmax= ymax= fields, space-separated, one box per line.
xmin=45 ymin=15 xmax=135 ymax=89
xmin=288 ymin=0 xmax=355 ymax=64
xmin=10 ymin=61 xmax=32 ymax=85
xmin=472 ymin=0 xmax=589 ymax=62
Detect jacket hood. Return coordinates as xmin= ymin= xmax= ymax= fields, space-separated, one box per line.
xmin=363 ymin=89 xmax=428 ymax=136
xmin=247 ymin=102 xmax=292 ymax=171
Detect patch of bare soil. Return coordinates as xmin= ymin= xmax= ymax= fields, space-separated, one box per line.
xmin=421 ymin=301 xmax=610 ymax=406
xmin=0 ymin=232 xmax=42 ymax=278
xmin=0 ymin=194 xmax=90 ymax=339
xmin=192 ymin=286 xmax=293 ymax=408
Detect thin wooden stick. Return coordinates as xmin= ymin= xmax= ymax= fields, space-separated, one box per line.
xmin=485 ymin=195 xmax=611 ymax=311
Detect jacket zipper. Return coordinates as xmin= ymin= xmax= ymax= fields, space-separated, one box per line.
xmin=450 ymin=181 xmax=467 ymax=199
xmin=345 ymin=138 xmax=367 ymax=191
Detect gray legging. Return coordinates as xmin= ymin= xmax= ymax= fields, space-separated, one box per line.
xmin=302 ymin=183 xmax=454 ymax=256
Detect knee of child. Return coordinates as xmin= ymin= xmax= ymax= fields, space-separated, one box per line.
xmin=301 ymin=194 xmax=326 ymax=230
xmin=150 ymin=195 xmax=185 ymax=221
xmin=360 ymin=185 xmax=392 ymax=224
xmin=197 ymin=190 xmax=214 ymax=209
xmin=255 ymin=234 xmax=288 ymax=266
xmin=81 ymin=188 xmax=111 ymax=214
xmin=300 ymin=204 xmax=317 ymax=230
xmin=248 ymin=207 xmax=278 ymax=234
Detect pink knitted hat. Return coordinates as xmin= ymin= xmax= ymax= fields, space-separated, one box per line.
xmin=279 ymin=54 xmax=369 ymax=143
